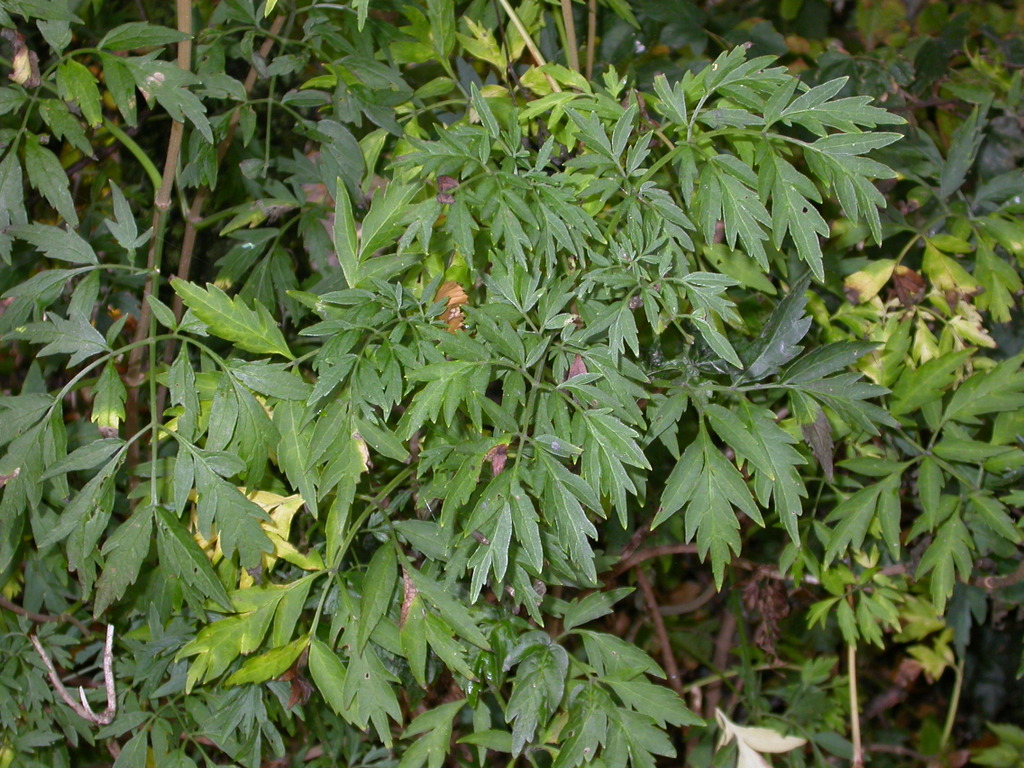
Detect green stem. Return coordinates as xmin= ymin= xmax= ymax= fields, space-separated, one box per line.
xmin=940 ymin=655 xmax=965 ymax=749
xmin=103 ymin=119 xmax=163 ymax=191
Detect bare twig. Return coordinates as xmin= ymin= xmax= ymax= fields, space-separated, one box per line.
xmin=703 ymin=609 xmax=735 ymax=718
xmin=170 ymin=12 xmax=288 ymax=322
xmin=559 ymin=0 xmax=579 ymax=73
xmin=849 ymin=641 xmax=864 ymax=768
xmin=585 ymin=0 xmax=596 ymax=81
xmin=635 ymin=568 xmax=683 ymax=697
xmin=608 ymin=543 xmax=698 ymax=580
xmin=30 ymin=624 xmax=117 ymax=726
xmin=659 ymin=582 xmax=718 ymax=616
xmin=973 ymin=559 xmax=1024 ymax=591
xmin=125 ymin=0 xmax=194 ymax=470
xmin=0 ymin=595 xmax=92 ymax=636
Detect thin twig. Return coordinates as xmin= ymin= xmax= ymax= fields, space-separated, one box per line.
xmin=124 ymin=0 xmax=194 ymax=470
xmin=585 ymin=0 xmax=596 ymax=81
xmin=608 ymin=543 xmax=698 ymax=580
xmin=973 ymin=559 xmax=1024 ymax=590
xmin=849 ymin=641 xmax=864 ymax=768
xmin=30 ymin=625 xmax=117 ymax=726
xmin=635 ymin=567 xmax=683 ymax=697
xmin=0 ymin=596 xmax=92 ymax=636
xmin=703 ymin=609 xmax=735 ymax=718
xmin=659 ymin=583 xmax=718 ymax=616
xmin=559 ymin=0 xmax=579 ymax=73
xmin=170 ymin=12 xmax=288 ymax=322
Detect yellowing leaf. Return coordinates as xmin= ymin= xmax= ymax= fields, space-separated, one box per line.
xmin=716 ymin=709 xmax=807 ymax=768
xmin=843 ymin=259 xmax=894 ymax=304
xmin=921 ymin=244 xmax=980 ymax=295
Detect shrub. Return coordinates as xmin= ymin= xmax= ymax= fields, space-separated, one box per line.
xmin=0 ymin=1 xmax=1022 ymax=767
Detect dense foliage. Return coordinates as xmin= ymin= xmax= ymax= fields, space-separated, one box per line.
xmin=1 ymin=0 xmax=1023 ymax=766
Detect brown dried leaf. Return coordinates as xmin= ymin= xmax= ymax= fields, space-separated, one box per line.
xmin=486 ymin=443 xmax=508 ymax=477
xmin=801 ymin=407 xmax=834 ymax=482
xmin=435 ymin=281 xmax=468 ymax=332
xmin=891 ymin=265 xmax=926 ymax=307
xmin=566 ymin=353 xmax=588 ymax=381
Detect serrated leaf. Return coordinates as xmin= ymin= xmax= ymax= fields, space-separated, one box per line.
xmin=172 ymin=280 xmax=293 ymax=358
xmin=944 ymin=354 xmax=1024 ymax=424
xmin=309 ymin=638 xmax=350 ymax=715
xmin=95 ymin=506 xmax=153 ymax=615
xmin=398 ymin=700 xmax=464 ymax=768
xmin=939 ymin=102 xmax=988 ymax=199
xmin=12 ymin=222 xmax=97 ymax=265
xmin=226 ymin=634 xmax=309 ymax=686
xmin=916 ymin=513 xmax=973 ymax=613
xmin=506 ymin=635 xmax=569 ymax=755
xmin=126 ymin=58 xmax=212 ymax=142
xmin=358 ymin=545 xmax=397 ymax=652
xmin=155 ymin=507 xmax=232 ymax=611
xmin=100 ymin=21 xmax=191 ymax=51
xmin=655 ymin=427 xmax=756 ymax=587
xmin=740 ymin=276 xmax=811 ymax=382
xmin=606 ymin=678 xmax=703 ymax=727
xmin=562 ymin=587 xmax=633 ymax=633
xmin=824 ymin=474 xmax=900 ymax=565
xmin=56 ymin=59 xmax=102 ymax=127
xmin=408 ymin=568 xmax=490 ymax=650
xmin=23 ymin=133 xmax=77 ymax=225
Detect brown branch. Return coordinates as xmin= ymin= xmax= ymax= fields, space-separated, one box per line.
xmin=124 ymin=0 xmax=194 ymax=470
xmin=30 ymin=624 xmax=117 ymax=726
xmin=973 ymin=559 xmax=1024 ymax=591
xmin=659 ymin=583 xmax=718 ymax=616
xmin=170 ymin=12 xmax=287 ymax=322
xmin=607 ymin=543 xmax=699 ymax=580
xmin=0 ymin=596 xmax=92 ymax=636
xmin=703 ymin=609 xmax=735 ymax=719
xmin=635 ymin=567 xmax=683 ymax=697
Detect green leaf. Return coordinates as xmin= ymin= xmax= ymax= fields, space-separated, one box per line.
xmin=358 ymin=545 xmax=397 ymax=652
xmin=41 ymin=437 xmax=123 ymax=480
xmin=654 ymin=426 xmax=757 ymax=587
xmin=740 ymin=276 xmax=811 ymax=381
xmin=506 ymin=634 xmax=569 ymax=755
xmin=23 ymin=134 xmax=77 ymax=225
xmin=100 ymin=21 xmax=191 ymax=50
xmin=916 ymin=513 xmax=973 ymax=613
xmin=605 ymin=678 xmax=703 ymax=728
xmin=939 ymin=102 xmax=988 ymax=199
xmin=273 ymin=399 xmax=319 ymax=519
xmin=824 ymin=474 xmax=901 ymax=565
xmin=309 ymin=638 xmax=350 ymax=715
xmin=105 ymin=181 xmax=148 ymax=258
xmin=112 ymin=731 xmax=147 ymax=768
xmin=226 ymin=634 xmax=310 ymax=686
xmin=155 ymin=507 xmax=232 ymax=611
xmin=56 ymin=59 xmax=102 ymax=127
xmin=95 ymin=506 xmax=153 ymax=615
xmin=11 ymin=223 xmax=97 ymax=265
xmin=562 ymin=587 xmax=633 ymax=633
xmin=332 ymin=178 xmax=360 ymax=289
xmin=735 ymin=401 xmax=807 ymax=542
xmin=944 ymin=354 xmax=1024 ymax=424
xmin=14 ymin=312 xmax=110 ymax=366
xmin=398 ymin=701 xmax=464 ymax=768
xmin=763 ymin=156 xmax=827 ymax=279
xmin=91 ymin=361 xmax=127 ymax=430
xmin=408 ymin=568 xmax=490 ymax=650
xmin=172 ymin=280 xmax=293 ymax=358
xmin=890 ymin=350 xmax=972 ymax=417
xmin=125 ymin=58 xmax=212 ymax=142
